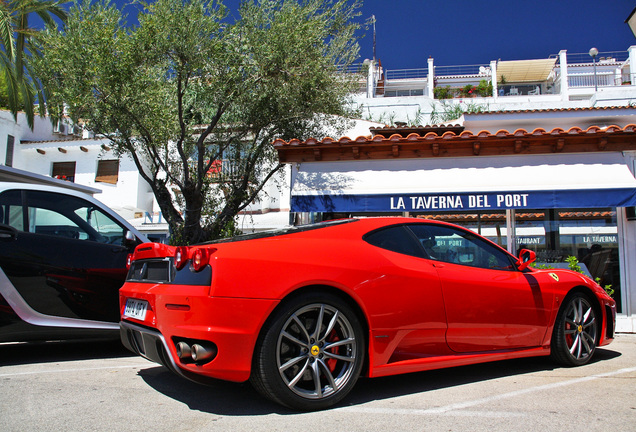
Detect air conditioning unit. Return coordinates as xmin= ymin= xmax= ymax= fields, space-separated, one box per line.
xmin=53 ymin=121 xmax=68 ymax=134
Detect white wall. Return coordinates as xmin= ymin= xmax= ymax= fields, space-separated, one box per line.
xmin=14 ymin=138 xmax=154 ymax=219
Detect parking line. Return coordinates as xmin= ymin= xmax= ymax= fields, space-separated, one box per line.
xmin=0 ymin=363 xmax=152 ymax=378
xmin=341 ymin=366 xmax=636 ymax=416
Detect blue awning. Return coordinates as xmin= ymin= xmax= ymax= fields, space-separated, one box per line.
xmin=290 ymin=153 xmax=636 ymax=212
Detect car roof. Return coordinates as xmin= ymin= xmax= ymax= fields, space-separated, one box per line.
xmin=204 ymin=217 xmax=451 ymax=245
xmin=0 ymin=181 xmax=98 ymax=197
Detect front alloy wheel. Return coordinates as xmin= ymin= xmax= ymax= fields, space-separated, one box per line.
xmin=551 ymin=293 xmax=598 ymax=366
xmin=251 ymin=292 xmax=365 ymax=410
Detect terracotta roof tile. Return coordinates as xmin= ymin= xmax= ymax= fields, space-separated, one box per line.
xmin=273 ymin=124 xmax=636 ymax=163
xmin=464 ymin=105 xmax=636 ymax=116
xmin=273 ymin=123 xmax=636 ymax=148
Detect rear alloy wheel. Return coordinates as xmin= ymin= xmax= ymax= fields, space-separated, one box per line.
xmin=551 ymin=292 xmax=598 ymax=366
xmin=251 ymin=292 xmax=364 ymax=411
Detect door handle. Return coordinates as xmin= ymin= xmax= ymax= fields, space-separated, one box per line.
xmin=0 ymin=224 xmax=17 ymax=241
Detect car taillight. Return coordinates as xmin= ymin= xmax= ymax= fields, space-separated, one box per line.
xmin=174 ymin=246 xmax=188 ymax=270
xmin=191 ymin=248 xmax=209 ymax=272
xmin=126 ymin=253 xmax=133 ymax=270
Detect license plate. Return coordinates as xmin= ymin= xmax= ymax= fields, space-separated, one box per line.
xmin=124 ymin=298 xmax=148 ymax=321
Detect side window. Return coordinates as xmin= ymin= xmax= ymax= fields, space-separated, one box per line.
xmin=364 ymin=226 xmax=424 ymax=258
xmin=408 ymin=224 xmax=514 ymax=270
xmin=23 ymin=190 xmax=125 ymax=245
xmin=0 ymin=190 xmax=24 ymax=231
xmin=29 ymin=206 xmax=89 ymax=239
xmin=74 ymin=206 xmax=125 ymax=245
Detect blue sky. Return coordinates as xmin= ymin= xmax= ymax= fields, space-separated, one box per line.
xmin=355 ymin=0 xmax=636 ymax=69
xmin=112 ymin=0 xmax=636 ymax=69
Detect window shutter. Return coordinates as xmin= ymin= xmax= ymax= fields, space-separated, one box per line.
xmin=95 ymin=159 xmax=119 ymax=184
xmin=5 ymin=135 xmax=14 ymax=167
xmin=52 ymin=161 xmax=76 ymax=182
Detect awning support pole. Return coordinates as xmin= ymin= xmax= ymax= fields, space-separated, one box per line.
xmin=507 ymin=209 xmax=517 ymax=256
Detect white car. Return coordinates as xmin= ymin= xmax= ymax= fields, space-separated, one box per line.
xmin=0 ymin=182 xmax=148 ymax=342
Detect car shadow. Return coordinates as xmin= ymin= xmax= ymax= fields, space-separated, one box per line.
xmin=0 ymin=338 xmax=134 ymax=366
xmin=136 ymin=347 xmax=621 ymax=415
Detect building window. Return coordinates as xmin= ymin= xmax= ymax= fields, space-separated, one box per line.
xmin=95 ymin=159 xmax=119 ymax=184
xmin=515 ymin=208 xmax=621 ymax=311
xmin=384 ymin=89 xmax=425 ymax=97
xmin=5 ymin=135 xmax=14 ymax=167
xmin=52 ymin=161 xmax=76 ymax=182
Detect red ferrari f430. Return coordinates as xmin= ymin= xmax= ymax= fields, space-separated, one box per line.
xmin=119 ymin=218 xmax=615 ymax=410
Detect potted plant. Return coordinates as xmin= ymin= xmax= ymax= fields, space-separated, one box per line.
xmin=458 ymin=84 xmax=476 ymax=98
xmin=475 ymin=79 xmax=493 ymax=97
xmin=434 ymin=85 xmax=454 ymax=99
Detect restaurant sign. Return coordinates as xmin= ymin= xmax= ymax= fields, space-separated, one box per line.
xmin=291 ymin=188 xmax=636 ymax=213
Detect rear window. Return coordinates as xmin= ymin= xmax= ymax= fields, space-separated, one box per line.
xmin=363 ymin=225 xmax=425 ymax=258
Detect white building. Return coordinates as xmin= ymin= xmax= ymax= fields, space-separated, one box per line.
xmin=273 ymin=46 xmax=636 ymax=333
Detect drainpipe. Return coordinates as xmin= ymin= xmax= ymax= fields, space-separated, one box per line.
xmin=559 ymin=50 xmax=569 ymax=102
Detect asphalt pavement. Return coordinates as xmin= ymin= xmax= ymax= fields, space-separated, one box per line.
xmin=1 ymin=335 xmax=635 ymax=431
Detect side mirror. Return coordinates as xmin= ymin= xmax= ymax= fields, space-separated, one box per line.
xmin=124 ymin=230 xmax=137 ymax=246
xmin=516 ymin=249 xmax=536 ymax=271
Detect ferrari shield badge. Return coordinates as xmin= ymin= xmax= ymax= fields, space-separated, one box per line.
xmin=549 ymin=273 xmax=559 ymax=282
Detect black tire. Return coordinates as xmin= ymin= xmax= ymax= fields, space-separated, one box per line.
xmin=250 ymin=291 xmax=365 ymax=411
xmin=551 ymin=292 xmax=598 ymax=367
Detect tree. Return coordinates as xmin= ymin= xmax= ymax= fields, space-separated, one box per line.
xmin=0 ymin=0 xmax=67 ymax=128
xmin=34 ymin=0 xmax=362 ymax=244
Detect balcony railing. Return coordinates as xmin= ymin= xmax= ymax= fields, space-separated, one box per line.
xmin=434 ymin=64 xmax=490 ymax=77
xmin=206 ymin=159 xmax=242 ymax=182
xmin=337 ymin=62 xmax=368 ymax=74
xmin=385 ymin=68 xmax=428 ymax=80
xmin=550 ymin=50 xmax=628 ymax=64
xmin=568 ymin=72 xmax=620 ymax=88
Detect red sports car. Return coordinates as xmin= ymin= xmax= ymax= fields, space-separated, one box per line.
xmin=119 ymin=218 xmax=616 ymax=410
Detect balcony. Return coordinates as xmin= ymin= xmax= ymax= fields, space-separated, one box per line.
xmin=351 ymin=49 xmax=634 ymax=100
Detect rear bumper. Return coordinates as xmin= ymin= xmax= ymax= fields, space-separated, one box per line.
xmin=120 ymin=282 xmax=280 ymax=382
xmin=120 ymin=321 xmax=178 ymax=373
xmin=120 ymin=321 xmax=225 ymax=384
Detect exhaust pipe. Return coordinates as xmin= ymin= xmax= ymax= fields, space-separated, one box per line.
xmin=191 ymin=343 xmax=217 ymax=363
xmin=176 ymin=341 xmax=192 ymax=362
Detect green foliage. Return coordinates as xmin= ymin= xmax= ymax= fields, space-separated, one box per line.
xmin=474 ymin=79 xmax=493 ymax=97
xmin=0 ymin=0 xmax=67 ymax=128
xmin=530 ymin=262 xmax=553 ymax=270
xmin=429 ymin=100 xmax=489 ymax=124
xmin=458 ymin=84 xmax=476 ymax=98
xmin=362 ymin=109 xmax=397 ymax=126
xmin=433 ymin=85 xmax=454 ymax=100
xmin=565 ymin=255 xmax=582 ymax=273
xmin=433 ymin=80 xmax=492 ymax=100
xmin=596 ymin=277 xmax=615 ymax=297
xmin=567 ymin=256 xmax=614 ymax=298
xmin=405 ymin=107 xmax=423 ymax=126
xmin=0 ymin=73 xmax=10 ymax=108
xmin=34 ymin=0 xmax=362 ymax=244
